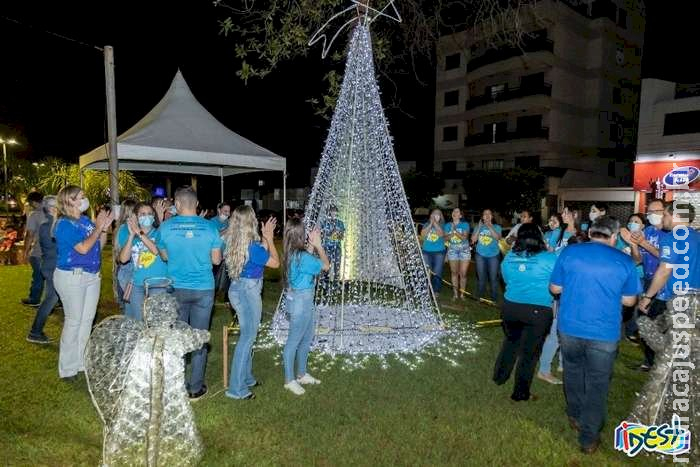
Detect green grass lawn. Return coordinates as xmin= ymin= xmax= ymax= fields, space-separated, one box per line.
xmin=0 ymin=253 xmax=659 ymax=466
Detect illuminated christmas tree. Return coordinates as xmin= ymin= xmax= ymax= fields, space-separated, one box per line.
xmin=271 ymin=15 xmax=445 ymax=355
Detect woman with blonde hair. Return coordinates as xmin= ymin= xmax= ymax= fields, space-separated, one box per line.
xmin=223 ymin=206 xmax=279 ymax=400
xmin=420 ymin=209 xmax=446 ymax=293
xmin=115 ymin=199 xmax=137 ymax=311
xmin=53 ymin=185 xmax=113 ymax=381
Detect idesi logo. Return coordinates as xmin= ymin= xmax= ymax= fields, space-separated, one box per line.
xmin=614 ymin=415 xmax=691 ymax=457
xmin=663 ymin=166 xmax=700 ymax=188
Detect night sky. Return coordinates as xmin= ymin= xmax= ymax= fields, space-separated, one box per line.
xmin=0 ymin=1 xmax=696 ymax=196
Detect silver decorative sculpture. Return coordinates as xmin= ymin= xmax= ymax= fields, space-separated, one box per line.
xmin=85 ymin=293 xmax=210 ymax=466
xmin=627 ymin=290 xmax=698 ymax=464
xmin=271 ymin=9 xmax=445 ymax=356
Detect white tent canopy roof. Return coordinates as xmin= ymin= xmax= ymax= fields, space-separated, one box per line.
xmin=79 ymin=70 xmax=285 ymax=176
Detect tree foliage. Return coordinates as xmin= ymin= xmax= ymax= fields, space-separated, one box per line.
xmin=216 ymin=0 xmax=536 ymax=116
xmin=35 ymin=159 xmax=149 ymax=210
xmin=401 ymin=169 xmax=443 ymax=210
xmin=463 ymin=168 xmax=545 ymax=217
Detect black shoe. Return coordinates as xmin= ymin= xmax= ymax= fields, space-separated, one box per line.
xmin=581 ymin=438 xmax=600 ymax=454
xmin=27 ymin=333 xmax=51 ymax=344
xmin=248 ymin=381 xmax=262 ymax=388
xmin=242 ymin=392 xmax=255 ymax=400
xmin=21 ymin=299 xmax=40 ymax=307
xmin=188 ymin=384 xmax=208 ymax=401
xmin=61 ymin=375 xmax=78 ymax=383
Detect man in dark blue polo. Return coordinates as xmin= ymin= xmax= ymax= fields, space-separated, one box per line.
xmin=549 ymin=216 xmax=641 ymax=454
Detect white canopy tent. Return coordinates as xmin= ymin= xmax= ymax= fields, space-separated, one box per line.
xmin=79 ymin=70 xmax=286 ymax=209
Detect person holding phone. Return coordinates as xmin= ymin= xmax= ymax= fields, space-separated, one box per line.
xmin=421 ymin=209 xmax=446 ymax=293
xmin=53 ymin=186 xmax=113 ymax=381
xmin=444 ymin=208 xmax=471 ymax=300
xmin=471 ymin=208 xmax=502 ymax=302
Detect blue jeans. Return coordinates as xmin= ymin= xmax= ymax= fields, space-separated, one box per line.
xmin=29 ymin=268 xmax=59 ymax=337
xmin=27 ymin=256 xmax=44 ymax=303
xmin=538 ymin=316 xmax=562 ymax=374
xmin=174 ymin=288 xmax=215 ymax=393
xmin=227 ymin=278 xmax=263 ymax=398
xmin=475 ymin=253 xmax=500 ymax=302
xmin=560 ymin=333 xmax=618 ymax=447
xmin=283 ymin=289 xmax=315 ymax=383
xmin=116 ymin=262 xmax=134 ymax=312
xmin=125 ymin=285 xmax=167 ymax=321
xmin=422 ymin=251 xmax=445 ymax=292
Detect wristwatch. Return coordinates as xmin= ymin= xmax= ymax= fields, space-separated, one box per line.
xmin=641 ymin=292 xmax=652 ymax=300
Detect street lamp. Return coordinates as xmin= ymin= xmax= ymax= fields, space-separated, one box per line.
xmin=0 ymin=137 xmax=18 ymax=216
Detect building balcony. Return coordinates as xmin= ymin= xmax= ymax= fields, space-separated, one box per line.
xmin=465 ymin=82 xmax=552 ymax=110
xmin=464 ymin=127 xmax=549 ymax=147
xmin=467 ymin=37 xmax=554 ymax=72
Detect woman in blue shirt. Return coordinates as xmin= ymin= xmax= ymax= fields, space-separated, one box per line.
xmin=493 ymin=223 xmax=557 ymax=401
xmin=444 ymin=208 xmax=471 ymax=300
xmin=115 ymin=199 xmax=136 ymax=312
xmin=421 ymin=209 xmax=446 ymax=293
xmin=281 ymin=219 xmax=330 ymax=396
xmin=223 ymin=206 xmax=280 ymax=400
xmin=118 ymin=202 xmax=168 ymax=321
xmin=470 ymin=209 xmax=502 ymax=302
xmin=544 ymin=213 xmax=573 ymax=253
xmin=53 ymin=185 xmax=113 ymax=381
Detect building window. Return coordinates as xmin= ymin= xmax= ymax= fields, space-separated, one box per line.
xmin=482 ymin=159 xmax=504 ymax=170
xmin=487 ymin=83 xmax=506 ymax=99
xmin=442 ymin=161 xmax=457 ymax=173
xmin=442 ymin=126 xmax=458 ymax=142
xmin=515 ymin=155 xmax=540 ymax=169
xmin=609 ymin=123 xmax=623 ymax=143
xmin=617 ymin=9 xmax=627 ymax=28
xmin=612 ymin=87 xmax=622 ymax=104
xmin=485 ymin=122 xmax=507 ymax=143
xmin=517 ymin=115 xmax=543 ymax=132
xmin=445 ymin=53 xmax=461 ymax=70
xmin=444 ymin=90 xmax=459 ymax=107
xmin=663 ymin=111 xmax=700 ymax=136
xmin=520 ymin=72 xmax=544 ymax=89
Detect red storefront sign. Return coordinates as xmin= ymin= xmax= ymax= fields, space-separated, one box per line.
xmin=633 ymin=160 xmax=700 ymax=191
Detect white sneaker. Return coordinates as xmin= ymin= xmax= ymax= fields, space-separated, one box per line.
xmin=297 ymin=373 xmax=321 ymax=385
xmin=284 ymin=380 xmax=306 ymax=395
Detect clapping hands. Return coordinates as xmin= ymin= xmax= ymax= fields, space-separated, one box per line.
xmin=261 ymin=217 xmax=277 ymax=241
xmin=95 ymin=209 xmax=114 ymax=232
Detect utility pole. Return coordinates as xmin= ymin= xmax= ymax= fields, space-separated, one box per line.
xmin=104 ymin=46 xmax=120 ymax=300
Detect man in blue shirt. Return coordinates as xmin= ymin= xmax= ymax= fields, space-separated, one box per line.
xmin=639 ymin=201 xmax=699 ymax=316
xmin=549 ymin=216 xmax=641 ymax=454
xmin=209 ymin=202 xmax=231 ymax=235
xmin=158 ymin=186 xmax=223 ymax=400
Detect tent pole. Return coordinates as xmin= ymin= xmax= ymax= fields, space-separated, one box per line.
xmin=219 ymin=167 xmax=224 ymax=203
xmin=282 ymin=169 xmax=287 ymax=229
xmin=104 ymin=45 xmax=120 ymax=304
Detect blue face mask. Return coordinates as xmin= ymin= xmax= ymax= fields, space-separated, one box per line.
xmin=627 ymin=222 xmax=642 ymax=232
xmin=138 ymin=215 xmax=155 ymax=228
xmin=581 ymin=222 xmax=589 ymax=231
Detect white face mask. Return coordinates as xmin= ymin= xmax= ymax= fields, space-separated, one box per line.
xmin=78 ymin=198 xmax=90 ymax=213
xmin=647 ymin=213 xmax=662 ymax=226
xmin=219 ymin=214 xmax=229 ymax=222
xmin=169 ymin=205 xmax=177 ymax=215
xmin=589 ymin=211 xmax=600 ymax=222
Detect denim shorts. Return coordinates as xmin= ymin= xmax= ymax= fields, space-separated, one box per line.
xmin=447 ymin=246 xmax=471 ymax=261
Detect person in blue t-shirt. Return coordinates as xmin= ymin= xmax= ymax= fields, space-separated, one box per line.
xmin=639 ymin=201 xmax=699 ymax=316
xmin=549 ymin=216 xmax=641 ymax=453
xmin=223 ymin=206 xmax=280 ymax=400
xmin=157 ymin=186 xmax=223 ymax=400
xmin=53 ymin=185 xmax=114 ymax=381
xmin=27 ymin=196 xmax=60 ymax=345
xmin=624 ymin=199 xmax=666 ymax=369
xmin=421 ymin=209 xmax=446 ymax=293
xmin=444 ymin=208 xmax=471 ymax=300
xmin=115 ymin=199 xmax=137 ymax=312
xmin=118 ymin=202 xmax=169 ymax=321
xmin=544 ymin=213 xmax=573 ymax=253
xmin=209 ymin=202 xmax=231 ymax=234
xmin=470 ymin=208 xmax=503 ymax=302
xmin=281 ymin=219 xmax=330 ymax=396
xmin=321 ymin=205 xmax=345 ymax=281
xmin=494 ymin=223 xmax=557 ymax=402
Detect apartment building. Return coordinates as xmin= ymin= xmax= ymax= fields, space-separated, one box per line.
xmin=633 ymin=79 xmax=700 ymax=228
xmin=434 ymin=0 xmax=645 ymax=206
